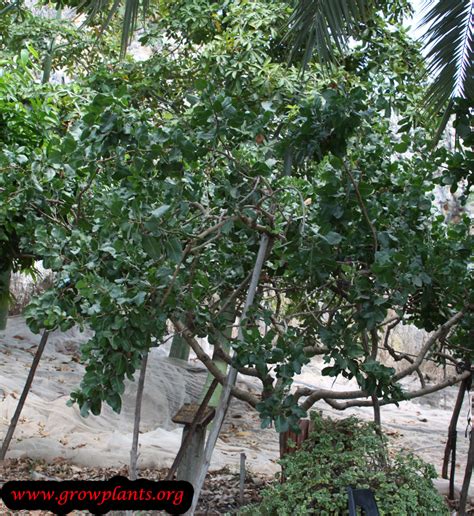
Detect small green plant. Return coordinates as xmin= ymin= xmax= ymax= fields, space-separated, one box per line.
xmin=240 ymin=413 xmax=448 ymax=516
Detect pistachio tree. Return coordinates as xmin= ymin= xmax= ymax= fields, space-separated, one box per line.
xmin=1 ymin=0 xmax=472 ymax=432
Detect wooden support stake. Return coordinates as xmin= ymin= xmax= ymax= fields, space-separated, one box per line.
xmin=129 ymin=352 xmax=148 ymax=481
xmin=239 ymin=452 xmax=246 ymax=505
xmin=1 ymin=330 xmax=49 ymax=460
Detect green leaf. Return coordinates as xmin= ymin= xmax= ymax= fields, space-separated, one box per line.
xmin=165 ymin=237 xmax=183 ymax=263
xmin=323 ymin=231 xmax=342 ymax=245
xmin=195 ymin=78 xmax=207 ymax=91
xmin=19 ymin=48 xmax=29 ymax=65
xmin=275 ymin=415 xmax=290 ymax=433
xmin=151 ymin=205 xmax=170 ymax=218
xmin=394 ymin=140 xmax=409 ymax=153
xmin=142 ymin=236 xmax=162 ymax=259
xmin=80 ymin=401 xmax=91 ymax=418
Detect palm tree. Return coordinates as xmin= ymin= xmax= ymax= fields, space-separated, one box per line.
xmin=288 ymin=0 xmax=473 ymax=115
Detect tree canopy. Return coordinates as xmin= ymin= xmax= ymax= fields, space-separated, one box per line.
xmin=0 ymin=0 xmax=472 ymax=432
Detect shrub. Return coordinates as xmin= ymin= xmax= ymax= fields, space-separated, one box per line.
xmin=241 ymin=413 xmax=448 ymax=516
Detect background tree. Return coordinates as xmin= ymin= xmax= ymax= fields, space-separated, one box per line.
xmin=0 ymin=5 xmax=122 ymax=329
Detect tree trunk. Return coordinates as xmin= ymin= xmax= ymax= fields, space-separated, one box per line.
xmin=41 ymin=9 xmax=61 ymax=84
xmin=449 ymin=429 xmax=457 ymax=500
xmin=372 ymin=394 xmax=382 ymax=430
xmin=169 ymin=331 xmax=190 ymax=361
xmin=199 ymin=302 xmax=235 ymax=408
xmin=187 ymin=234 xmax=270 ymax=515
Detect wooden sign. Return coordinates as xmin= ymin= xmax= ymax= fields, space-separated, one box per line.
xmin=172 ymin=403 xmax=215 ymax=427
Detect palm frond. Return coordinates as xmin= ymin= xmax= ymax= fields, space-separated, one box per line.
xmin=287 ymin=0 xmax=377 ymax=67
xmin=420 ymin=0 xmax=474 ymax=113
xmin=0 ymin=0 xmax=20 ymax=16
xmin=78 ymin=0 xmax=147 ymax=57
xmin=120 ymin=0 xmax=141 ymax=57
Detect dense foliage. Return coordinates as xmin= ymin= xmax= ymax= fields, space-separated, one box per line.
xmin=0 ymin=0 xmax=472 ymax=428
xmin=240 ymin=413 xmax=448 ymax=516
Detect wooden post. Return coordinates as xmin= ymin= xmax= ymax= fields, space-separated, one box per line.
xmin=459 ymin=382 xmax=474 ymax=516
xmin=239 ymin=452 xmax=246 ymax=505
xmin=167 ymin=379 xmax=218 ymax=481
xmin=0 ymin=330 xmax=49 ymax=460
xmin=129 ymin=352 xmax=148 ymax=481
xmin=178 ymin=426 xmax=207 ymax=486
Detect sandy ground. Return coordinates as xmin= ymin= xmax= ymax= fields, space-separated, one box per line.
xmin=0 ymin=316 xmax=472 ymax=507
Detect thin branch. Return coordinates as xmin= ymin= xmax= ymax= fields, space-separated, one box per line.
xmin=75 ymin=169 xmax=99 ymax=223
xmin=0 ymin=331 xmax=49 ymax=460
xmin=31 ymin=203 xmax=70 ymax=231
xmin=214 ymin=272 xmax=253 ymax=318
xmin=302 ymin=344 xmax=329 ymax=356
xmin=159 ymin=243 xmax=192 ymax=308
xmin=416 ymin=368 xmax=426 ymax=389
xmin=370 ymin=328 xmax=379 ymax=360
xmin=342 ymin=161 xmax=378 ymax=252
xmin=383 ymin=317 xmax=414 ymax=363
xmin=295 ymin=386 xmax=367 ymax=409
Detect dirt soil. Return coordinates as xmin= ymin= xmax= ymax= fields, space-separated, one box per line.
xmin=0 ymin=458 xmax=269 ymax=515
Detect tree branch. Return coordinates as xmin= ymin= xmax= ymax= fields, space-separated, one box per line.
xmin=393 ymin=310 xmax=465 ymax=382
xmin=322 ymin=371 xmax=470 ymax=411
xmin=171 ymin=318 xmax=259 ymax=407
xmin=342 ymin=161 xmax=378 ymax=252
xmin=295 ymin=386 xmax=367 ymax=409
